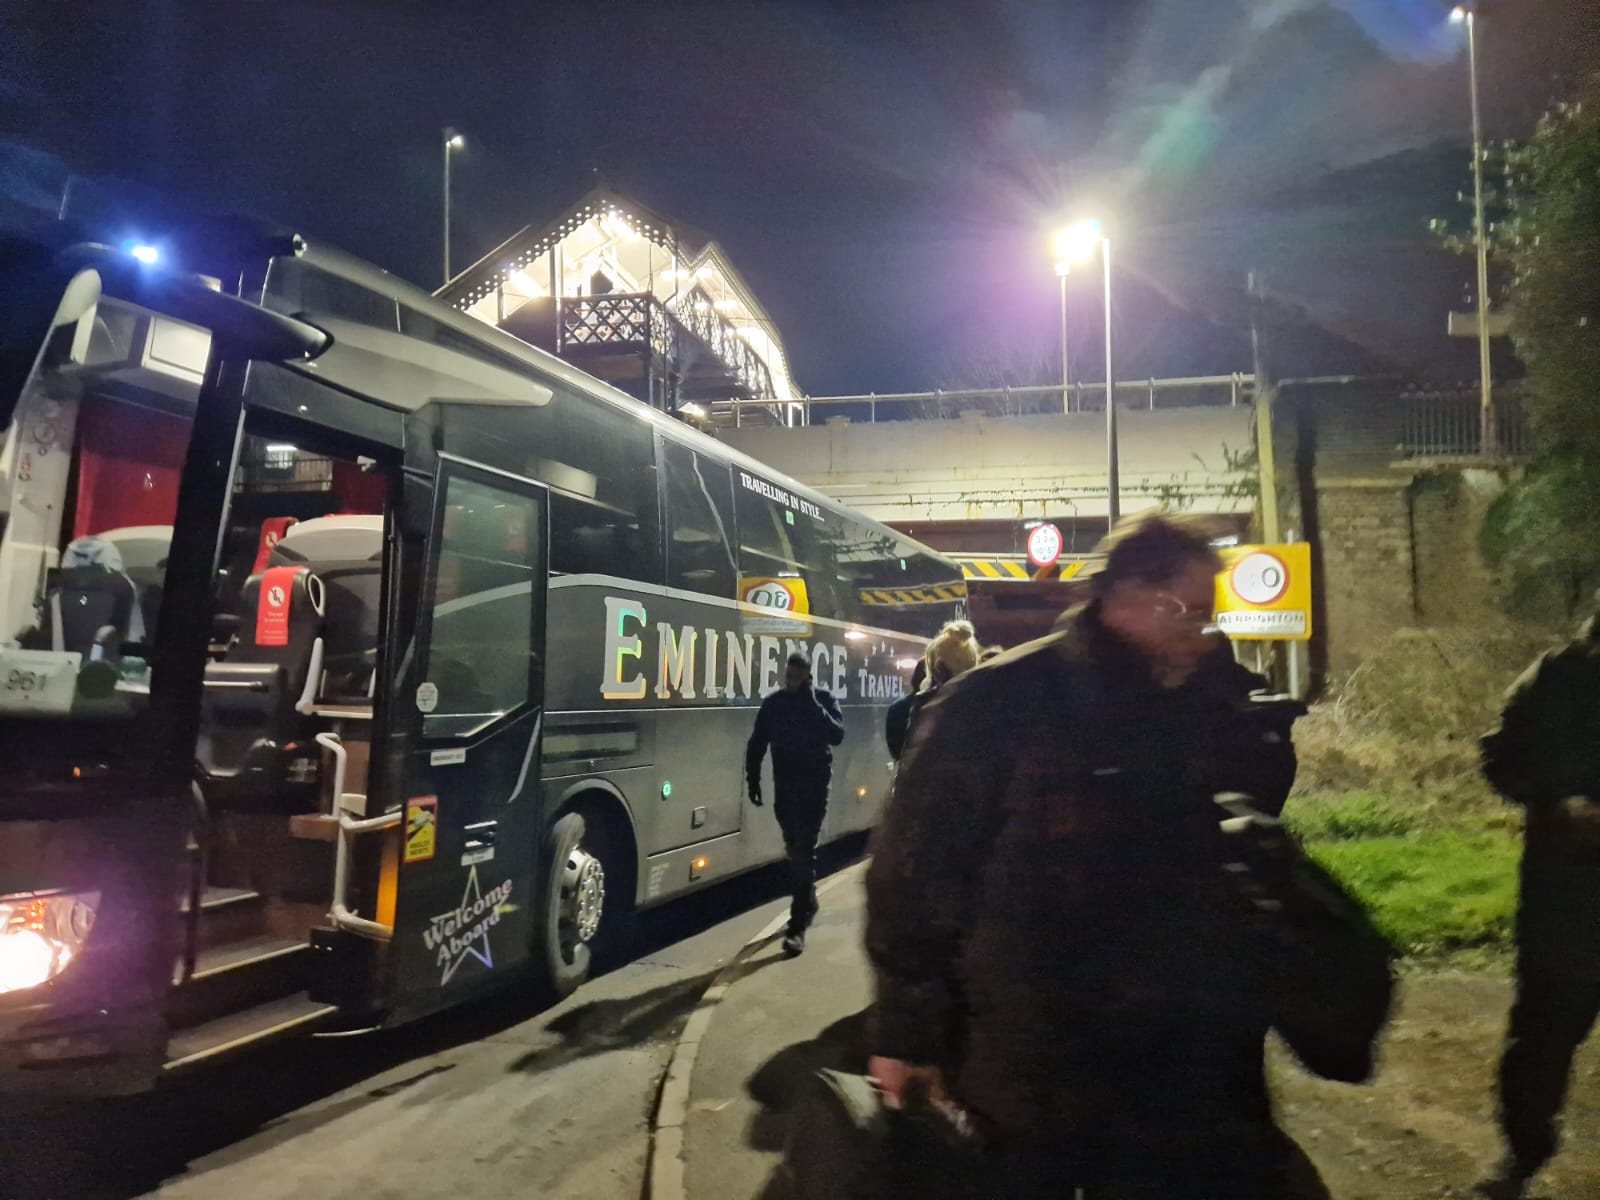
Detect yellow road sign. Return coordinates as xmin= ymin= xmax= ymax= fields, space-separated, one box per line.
xmin=1214 ymin=543 xmax=1312 ymax=641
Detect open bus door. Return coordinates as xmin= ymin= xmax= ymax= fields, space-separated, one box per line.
xmin=383 ymin=454 xmax=549 ymax=1020
xmin=0 ymin=256 xmax=179 ymax=1093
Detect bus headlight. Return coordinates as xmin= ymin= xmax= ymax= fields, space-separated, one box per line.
xmin=0 ymin=891 xmax=100 ymax=994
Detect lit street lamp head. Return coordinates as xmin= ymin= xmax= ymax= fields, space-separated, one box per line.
xmin=445 ymin=128 xmax=465 ymax=149
xmin=1053 ymin=219 xmax=1104 ymax=267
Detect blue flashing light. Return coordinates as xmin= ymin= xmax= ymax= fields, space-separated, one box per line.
xmin=126 ymin=243 xmax=159 ymax=265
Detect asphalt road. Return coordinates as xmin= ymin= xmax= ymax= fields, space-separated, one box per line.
xmin=3 ymin=837 xmax=866 ymax=1200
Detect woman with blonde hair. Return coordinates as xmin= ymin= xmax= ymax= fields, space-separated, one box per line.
xmin=901 ymin=620 xmax=981 ymax=756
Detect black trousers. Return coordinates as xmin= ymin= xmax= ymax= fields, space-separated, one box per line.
xmin=1497 ymin=825 xmax=1600 ymax=1173
xmin=774 ymin=768 xmax=830 ymax=933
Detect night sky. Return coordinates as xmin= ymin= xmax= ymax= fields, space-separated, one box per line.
xmin=4 ymin=0 xmax=1596 ymax=394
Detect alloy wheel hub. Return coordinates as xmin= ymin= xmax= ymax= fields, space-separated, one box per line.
xmin=563 ymin=847 xmax=606 ymax=945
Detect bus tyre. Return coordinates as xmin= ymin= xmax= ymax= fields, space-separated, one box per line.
xmin=538 ymin=811 xmax=631 ymax=997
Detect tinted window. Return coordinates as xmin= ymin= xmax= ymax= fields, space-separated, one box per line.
xmin=426 ymin=389 xmax=660 ymax=584
xmin=733 ymin=473 xmax=841 ymax=620
xmin=423 ymin=474 xmax=543 ymax=735
xmin=265 ymin=258 xmax=399 ymax=330
xmin=662 ymin=439 xmax=738 ymax=598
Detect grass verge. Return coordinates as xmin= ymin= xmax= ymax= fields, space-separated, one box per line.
xmin=1282 ymin=624 xmax=1562 ymax=966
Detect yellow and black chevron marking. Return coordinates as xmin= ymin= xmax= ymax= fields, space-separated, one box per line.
xmin=858 ymin=582 xmax=970 ymax=606
xmin=955 ymin=559 xmax=1089 ymax=581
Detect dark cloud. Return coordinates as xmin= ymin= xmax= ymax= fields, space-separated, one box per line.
xmin=3 ymin=0 xmax=1594 ymax=391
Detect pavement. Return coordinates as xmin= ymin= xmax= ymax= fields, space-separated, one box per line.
xmin=660 ymin=865 xmax=1600 ymax=1200
xmin=669 ymin=863 xmax=873 ymax=1200
xmin=6 ymin=850 xmax=850 ymax=1200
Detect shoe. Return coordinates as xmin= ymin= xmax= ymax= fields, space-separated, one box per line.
xmin=782 ymin=931 xmax=806 ymax=957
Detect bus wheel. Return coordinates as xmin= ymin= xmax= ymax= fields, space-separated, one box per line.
xmin=539 ymin=810 xmax=631 ymax=996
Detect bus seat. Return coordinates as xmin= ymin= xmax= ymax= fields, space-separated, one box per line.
xmin=26 ymin=536 xmax=145 ymax=656
xmin=270 ymin=516 xmax=383 ymax=703
xmin=196 ymin=566 xmax=326 ymax=802
xmin=98 ymin=525 xmax=172 ymax=641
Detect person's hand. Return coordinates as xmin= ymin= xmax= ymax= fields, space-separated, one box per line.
xmin=868 ymin=1056 xmax=946 ymax=1111
xmin=747 ymin=781 xmax=763 ymax=807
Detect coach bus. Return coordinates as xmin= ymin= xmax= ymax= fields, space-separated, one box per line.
xmin=0 ymin=200 xmax=964 ymax=1094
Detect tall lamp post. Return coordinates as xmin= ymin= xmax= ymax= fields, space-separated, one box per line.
xmin=1451 ymin=4 xmax=1494 ymax=453
xmin=1055 ymin=220 xmax=1118 ymax=527
xmin=443 ymin=128 xmax=465 ymax=286
xmin=1053 ymin=257 xmax=1072 ymax=415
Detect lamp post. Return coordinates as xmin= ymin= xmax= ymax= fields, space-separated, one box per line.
xmin=1053 ymin=259 xmax=1072 ymax=414
xmin=1451 ymin=4 xmax=1494 ymax=453
xmin=1055 ymin=220 xmax=1118 ymax=527
xmin=443 ymin=128 xmax=465 ymax=286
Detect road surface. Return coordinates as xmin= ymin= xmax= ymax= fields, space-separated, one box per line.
xmin=4 ymin=840 xmax=864 ymax=1200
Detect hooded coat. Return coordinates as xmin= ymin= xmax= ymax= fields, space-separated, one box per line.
xmin=865 ymin=608 xmax=1306 ymax=1194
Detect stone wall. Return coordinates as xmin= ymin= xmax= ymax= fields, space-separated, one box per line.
xmin=1313 ymin=481 xmax=1418 ymax=679
xmin=1410 ymin=469 xmax=1506 ymax=627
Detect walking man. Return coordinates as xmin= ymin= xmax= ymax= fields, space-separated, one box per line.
xmin=866 ymin=514 xmax=1343 ymax=1198
xmin=747 ymin=651 xmax=846 ymax=956
xmin=1477 ymin=600 xmax=1600 ymax=1199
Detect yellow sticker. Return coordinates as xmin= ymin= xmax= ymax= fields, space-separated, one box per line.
xmin=405 ymin=796 xmax=437 ymax=864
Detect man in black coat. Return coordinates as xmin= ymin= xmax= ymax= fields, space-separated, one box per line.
xmin=866 ymin=515 xmax=1338 ymax=1199
xmin=1477 ymin=607 xmax=1600 ymax=1199
xmin=747 ymin=651 xmax=846 ymax=956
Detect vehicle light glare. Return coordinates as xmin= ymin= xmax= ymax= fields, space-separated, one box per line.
xmin=0 ymin=891 xmax=99 ymax=994
xmin=0 ymin=930 xmax=60 ymax=993
xmin=128 ymin=244 xmax=159 ymax=265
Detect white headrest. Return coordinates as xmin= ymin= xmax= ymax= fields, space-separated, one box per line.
xmin=278 ymin=514 xmax=384 ymax=563
xmin=92 ymin=526 xmax=174 ymax=572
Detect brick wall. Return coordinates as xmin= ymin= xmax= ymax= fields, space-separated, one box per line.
xmin=1410 ymin=469 xmax=1505 ymax=626
xmin=1314 ymin=481 xmax=1417 ymax=679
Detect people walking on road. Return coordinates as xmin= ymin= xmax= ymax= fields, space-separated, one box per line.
xmin=1477 ymin=600 xmax=1600 ymax=1200
xmin=894 ymin=619 xmax=981 ymax=762
xmin=864 ymin=514 xmax=1365 ymax=1199
xmin=747 ymin=651 xmax=846 ymax=957
xmin=885 ymin=660 xmax=927 ymax=763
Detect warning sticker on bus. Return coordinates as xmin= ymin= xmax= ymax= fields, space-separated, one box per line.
xmin=255 ymin=566 xmax=297 ymax=647
xmin=405 ymin=796 xmax=438 ymax=864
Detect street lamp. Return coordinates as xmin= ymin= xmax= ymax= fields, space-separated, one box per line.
xmin=443 ymin=128 xmax=465 ymax=285
xmin=1452 ymin=4 xmax=1494 ymax=453
xmin=1054 ymin=219 xmax=1118 ymax=527
xmin=1052 ymin=255 xmax=1072 ymax=416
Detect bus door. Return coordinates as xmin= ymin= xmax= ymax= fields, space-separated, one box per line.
xmin=385 ymin=455 xmax=548 ymax=1018
xmin=0 ymin=246 xmax=318 ymax=1094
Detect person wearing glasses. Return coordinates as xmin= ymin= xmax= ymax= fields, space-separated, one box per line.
xmin=865 ymin=514 xmax=1332 ymax=1198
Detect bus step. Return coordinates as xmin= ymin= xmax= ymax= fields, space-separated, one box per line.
xmin=182 ymin=886 xmax=268 ymax=950
xmin=164 ymin=992 xmax=337 ymax=1071
xmin=168 ymin=935 xmax=311 ymax=1030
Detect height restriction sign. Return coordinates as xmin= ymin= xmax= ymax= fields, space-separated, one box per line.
xmin=1213 ymin=543 xmax=1312 ymax=641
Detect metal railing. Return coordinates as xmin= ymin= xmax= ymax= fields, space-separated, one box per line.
xmin=558 ymin=293 xmax=676 ymax=362
xmin=1399 ymin=390 xmax=1528 ymax=461
xmin=711 ymin=373 xmax=1255 ymax=427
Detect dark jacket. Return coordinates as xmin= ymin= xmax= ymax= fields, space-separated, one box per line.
xmin=865 ymin=611 xmax=1304 ymax=1180
xmin=885 ymin=688 xmax=936 ymax=762
xmin=1481 ymin=618 xmax=1600 ymax=811
xmin=746 ymin=685 xmax=846 ymax=786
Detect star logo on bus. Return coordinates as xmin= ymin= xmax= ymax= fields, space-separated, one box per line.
xmin=425 ymin=866 xmax=499 ymax=986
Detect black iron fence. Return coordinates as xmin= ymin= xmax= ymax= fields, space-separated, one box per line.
xmin=1399 ymin=389 xmax=1529 ymax=461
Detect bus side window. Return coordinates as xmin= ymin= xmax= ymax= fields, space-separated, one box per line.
xmin=423 ymin=475 xmax=543 ymax=732
xmin=661 ymin=441 xmax=737 ymax=598
xmin=732 ymin=482 xmax=840 ymax=621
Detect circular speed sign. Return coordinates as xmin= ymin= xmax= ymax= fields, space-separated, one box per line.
xmin=1230 ymin=551 xmax=1290 ymax=606
xmin=1026 ymin=522 xmax=1063 ymax=569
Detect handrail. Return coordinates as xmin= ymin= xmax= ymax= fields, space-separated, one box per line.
xmin=315 ymin=732 xmax=397 ymax=941
xmin=332 ymin=810 xmax=402 ymax=941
